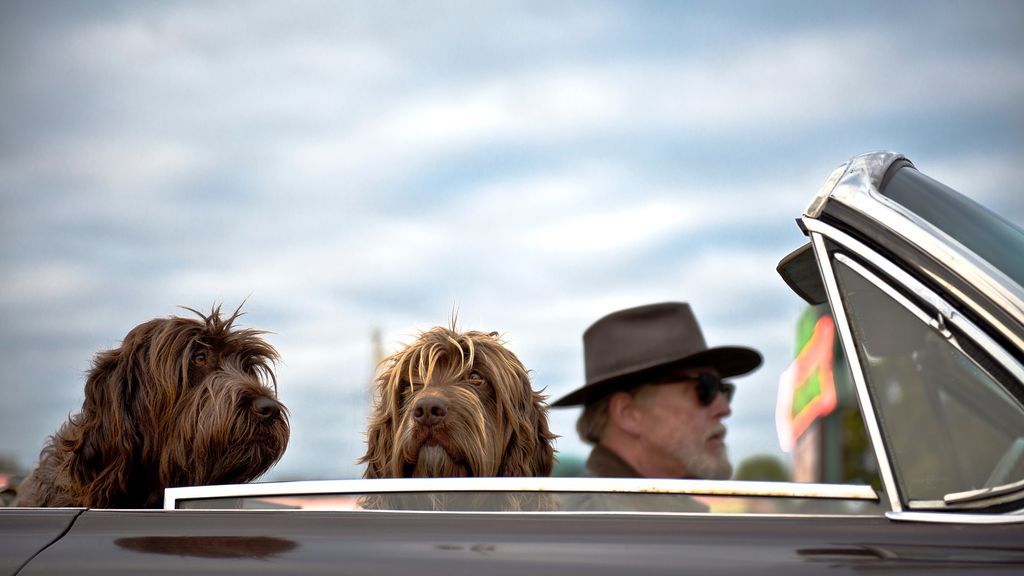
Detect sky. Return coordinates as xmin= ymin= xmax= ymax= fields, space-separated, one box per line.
xmin=1 ymin=0 xmax=1023 ymax=481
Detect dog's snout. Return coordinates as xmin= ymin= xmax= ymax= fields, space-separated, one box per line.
xmin=252 ymin=396 xmax=283 ymax=420
xmin=413 ymin=396 xmax=448 ymax=427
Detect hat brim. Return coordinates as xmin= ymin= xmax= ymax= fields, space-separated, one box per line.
xmin=551 ymin=345 xmax=762 ymax=407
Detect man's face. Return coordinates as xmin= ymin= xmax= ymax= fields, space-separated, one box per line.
xmin=631 ymin=368 xmax=733 ymax=479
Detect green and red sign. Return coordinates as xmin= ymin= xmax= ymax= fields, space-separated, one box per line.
xmin=776 ymin=313 xmax=838 ymax=451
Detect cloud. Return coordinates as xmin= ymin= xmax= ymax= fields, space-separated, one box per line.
xmin=2 ymin=1 xmax=1023 ymax=482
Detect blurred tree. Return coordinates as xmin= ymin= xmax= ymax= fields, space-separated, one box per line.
xmin=0 ymin=454 xmax=23 ymax=475
xmin=735 ymin=455 xmax=790 ymax=482
xmin=842 ymin=406 xmax=881 ymax=491
xmin=551 ymin=453 xmax=586 ymax=477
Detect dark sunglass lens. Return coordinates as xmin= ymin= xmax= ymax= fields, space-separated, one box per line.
xmin=695 ymin=373 xmax=734 ymax=406
xmin=695 ymin=373 xmax=717 ymax=406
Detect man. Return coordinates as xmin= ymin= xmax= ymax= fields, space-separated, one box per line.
xmin=552 ymin=302 xmax=762 ymax=482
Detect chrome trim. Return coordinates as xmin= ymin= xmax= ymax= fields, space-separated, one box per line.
xmin=827 ymin=151 xmax=909 ymax=205
xmin=805 ymin=219 xmax=1024 ymax=387
xmin=812 ymin=152 xmax=1024 ymax=351
xmin=887 ymin=511 xmax=1024 ymax=525
xmin=809 ymin=232 xmax=903 ymax=513
xmin=806 ymin=162 xmax=849 ymax=218
xmin=163 ymin=477 xmax=878 ymax=510
xmin=806 ymin=151 xmax=909 ymax=218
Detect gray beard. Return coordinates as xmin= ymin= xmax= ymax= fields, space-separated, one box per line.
xmin=684 ymin=446 xmax=733 ymax=480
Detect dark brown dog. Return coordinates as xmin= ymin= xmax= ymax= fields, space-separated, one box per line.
xmin=360 ymin=326 xmax=555 ymax=481
xmin=15 ymin=305 xmax=289 ymax=508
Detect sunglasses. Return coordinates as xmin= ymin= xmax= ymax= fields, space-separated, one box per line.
xmin=692 ymin=372 xmax=736 ymax=406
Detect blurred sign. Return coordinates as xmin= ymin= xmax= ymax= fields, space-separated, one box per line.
xmin=776 ymin=314 xmax=838 ymax=452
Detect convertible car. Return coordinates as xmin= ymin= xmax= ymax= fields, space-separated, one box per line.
xmin=3 ymin=151 xmax=1023 ymax=574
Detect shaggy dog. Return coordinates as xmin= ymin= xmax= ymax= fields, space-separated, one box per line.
xmin=359 ymin=326 xmax=554 ymax=510
xmin=361 ymin=326 xmax=555 ymax=479
xmin=15 ymin=305 xmax=289 ymax=508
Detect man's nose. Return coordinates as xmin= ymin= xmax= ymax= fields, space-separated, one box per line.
xmin=710 ymin=391 xmax=732 ymax=418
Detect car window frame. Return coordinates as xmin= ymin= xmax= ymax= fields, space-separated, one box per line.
xmin=805 ymin=217 xmax=1024 ymax=521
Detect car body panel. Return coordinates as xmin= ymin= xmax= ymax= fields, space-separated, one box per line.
xmin=0 ymin=508 xmax=82 ymax=576
xmin=18 ymin=509 xmax=1024 ymax=575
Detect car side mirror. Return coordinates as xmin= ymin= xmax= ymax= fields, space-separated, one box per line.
xmin=777 ymin=242 xmax=827 ymax=305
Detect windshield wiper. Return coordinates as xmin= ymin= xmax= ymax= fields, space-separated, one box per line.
xmin=944 ymin=477 xmax=1024 ymax=509
xmin=942 ymin=437 xmax=1024 ymax=509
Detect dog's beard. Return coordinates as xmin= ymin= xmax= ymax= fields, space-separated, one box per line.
xmin=408 ymin=445 xmax=468 ymax=478
xmin=396 ymin=392 xmax=495 ymax=478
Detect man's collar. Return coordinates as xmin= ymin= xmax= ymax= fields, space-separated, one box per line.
xmin=585 ymin=443 xmax=644 ymax=478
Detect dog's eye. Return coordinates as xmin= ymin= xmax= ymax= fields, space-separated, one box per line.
xmin=399 ymin=380 xmax=417 ymax=397
xmin=192 ymin=351 xmax=208 ymax=367
xmin=467 ymin=371 xmax=484 ymax=385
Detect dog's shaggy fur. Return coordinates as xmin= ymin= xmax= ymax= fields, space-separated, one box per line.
xmin=15 ymin=305 xmax=289 ymax=508
xmin=360 ymin=326 xmax=555 ymax=482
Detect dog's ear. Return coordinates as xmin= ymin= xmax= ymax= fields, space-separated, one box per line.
xmin=64 ymin=325 xmax=154 ymax=507
xmin=527 ymin=390 xmax=557 ymax=476
xmin=360 ymin=411 xmax=396 ymax=479
xmin=498 ymin=377 xmax=557 ymax=478
xmin=359 ymin=369 xmax=401 ymax=479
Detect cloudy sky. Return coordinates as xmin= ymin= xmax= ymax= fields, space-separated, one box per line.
xmin=2 ymin=0 xmax=1022 ymax=481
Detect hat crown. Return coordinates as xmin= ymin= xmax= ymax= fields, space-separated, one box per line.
xmin=584 ymin=302 xmax=706 ymax=385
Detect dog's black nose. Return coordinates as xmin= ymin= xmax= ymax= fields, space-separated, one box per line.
xmin=252 ymin=396 xmax=283 ymax=420
xmin=413 ymin=396 xmax=448 ymax=427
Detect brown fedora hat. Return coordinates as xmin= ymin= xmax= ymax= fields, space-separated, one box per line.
xmin=551 ymin=302 xmax=762 ymax=407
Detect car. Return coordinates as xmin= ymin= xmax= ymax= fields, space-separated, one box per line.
xmin=3 ymin=151 xmax=1023 ymax=575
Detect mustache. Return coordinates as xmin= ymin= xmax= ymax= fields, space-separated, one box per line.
xmin=706 ymin=425 xmax=727 ymax=441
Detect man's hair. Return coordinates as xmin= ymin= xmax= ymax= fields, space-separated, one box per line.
xmin=576 ymin=394 xmax=612 ymax=445
xmin=576 ymin=383 xmax=652 ymax=444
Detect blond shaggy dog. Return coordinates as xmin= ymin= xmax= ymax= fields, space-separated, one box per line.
xmin=360 ymin=326 xmax=555 ymax=482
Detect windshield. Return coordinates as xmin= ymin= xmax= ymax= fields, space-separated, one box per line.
xmin=833 ymin=255 xmax=1024 ymax=506
xmin=881 ymin=168 xmax=1024 ymax=291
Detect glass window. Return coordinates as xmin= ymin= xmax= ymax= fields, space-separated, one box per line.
xmin=174 ymin=491 xmax=880 ymax=515
xmin=881 ymin=168 xmax=1024 ymax=289
xmin=833 ymin=256 xmax=1024 ymax=505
